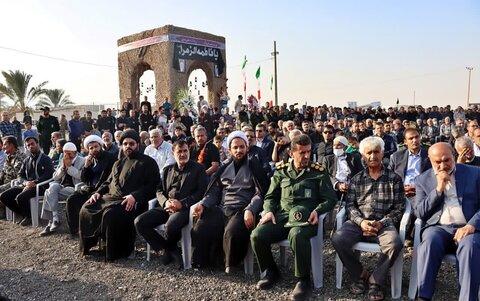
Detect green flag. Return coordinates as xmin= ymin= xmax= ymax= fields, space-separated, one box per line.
xmin=255 ymin=66 xmax=261 ymax=79
xmin=270 ymin=75 xmax=274 ymax=90
xmin=242 ymin=56 xmax=248 ymax=70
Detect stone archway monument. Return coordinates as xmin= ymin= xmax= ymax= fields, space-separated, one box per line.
xmin=117 ymin=25 xmax=227 ymax=110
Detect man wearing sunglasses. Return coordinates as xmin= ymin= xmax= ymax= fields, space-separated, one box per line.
xmin=316 ymin=124 xmax=335 ymax=163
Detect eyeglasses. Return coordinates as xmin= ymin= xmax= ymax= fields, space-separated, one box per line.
xmin=246 ymin=135 xmax=255 ymax=139
xmin=256 ymin=130 xmax=263 ymax=132
xmin=323 ymin=131 xmax=333 ymax=134
xmin=122 ymin=142 xmax=137 ymax=146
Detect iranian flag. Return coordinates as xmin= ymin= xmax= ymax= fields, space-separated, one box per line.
xmin=241 ymin=56 xmax=248 ymax=92
xmin=256 ymin=66 xmax=261 ymax=100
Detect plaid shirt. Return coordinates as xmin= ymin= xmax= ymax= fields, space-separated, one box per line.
xmin=346 ymin=165 xmax=405 ymax=227
xmin=0 ymin=121 xmax=16 ymax=137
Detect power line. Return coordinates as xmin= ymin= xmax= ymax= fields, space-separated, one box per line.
xmin=0 ymin=45 xmax=116 ymax=68
xmin=229 ymin=57 xmax=272 ymax=69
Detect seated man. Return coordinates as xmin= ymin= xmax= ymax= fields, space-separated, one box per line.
xmin=135 ymin=140 xmax=207 ymax=267
xmin=0 ymin=136 xmax=27 ymax=194
xmin=0 ymin=136 xmax=27 ymax=218
xmin=415 ymin=142 xmax=480 ymax=301
xmin=251 ymin=134 xmax=337 ymax=301
xmin=79 ymin=130 xmax=159 ymax=262
xmin=0 ymin=137 xmax=54 ymax=226
xmin=144 ymin=128 xmax=175 ymax=180
xmin=102 ymin=131 xmax=119 ymax=158
xmin=331 ymin=136 xmax=404 ymax=301
xmin=65 ymin=135 xmax=116 ymax=236
xmin=322 ymin=135 xmax=363 ymax=204
xmin=40 ymin=142 xmax=85 ymax=236
xmin=454 ymin=136 xmax=480 ymax=166
xmin=389 ymin=127 xmax=431 ymax=244
xmin=192 ymin=131 xmax=270 ymax=271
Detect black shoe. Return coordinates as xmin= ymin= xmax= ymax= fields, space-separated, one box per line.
xmin=256 ymin=267 xmax=281 ymax=290
xmin=14 ymin=215 xmax=25 ymax=224
xmin=170 ymin=249 xmax=183 ymax=269
xmin=290 ymin=280 xmax=311 ymax=301
xmin=160 ymin=251 xmax=173 ymax=265
xmin=19 ymin=217 xmax=32 ymax=226
xmin=39 ymin=225 xmax=52 ymax=236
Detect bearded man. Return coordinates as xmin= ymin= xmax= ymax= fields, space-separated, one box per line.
xmin=78 ymin=130 xmax=159 ymax=261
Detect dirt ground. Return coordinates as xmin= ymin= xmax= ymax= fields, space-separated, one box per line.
xmin=0 ymin=216 xmax=458 ymax=301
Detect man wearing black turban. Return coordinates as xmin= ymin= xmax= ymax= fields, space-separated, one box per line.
xmin=78 ymin=130 xmax=160 ymax=261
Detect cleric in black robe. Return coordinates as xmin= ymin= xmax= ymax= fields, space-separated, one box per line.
xmin=79 ymin=130 xmax=160 ymax=262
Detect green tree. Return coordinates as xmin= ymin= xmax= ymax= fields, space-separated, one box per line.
xmin=36 ymin=89 xmax=74 ymax=108
xmin=0 ymin=70 xmax=48 ymax=111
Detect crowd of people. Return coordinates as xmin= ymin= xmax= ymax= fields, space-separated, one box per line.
xmin=0 ymin=95 xmax=479 ymax=301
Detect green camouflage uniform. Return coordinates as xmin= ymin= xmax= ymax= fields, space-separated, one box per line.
xmin=0 ymin=149 xmax=27 ymax=193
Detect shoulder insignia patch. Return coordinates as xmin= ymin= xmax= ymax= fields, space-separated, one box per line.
xmin=310 ymin=162 xmax=325 ymax=172
xmin=276 ymin=162 xmax=290 ymax=169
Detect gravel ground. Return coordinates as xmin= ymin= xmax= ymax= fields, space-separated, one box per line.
xmin=0 ymin=212 xmax=458 ymax=301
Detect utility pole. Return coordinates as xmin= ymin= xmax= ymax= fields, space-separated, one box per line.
xmin=466 ymin=67 xmax=473 ymax=108
xmin=271 ymin=41 xmax=279 ymax=106
xmin=413 ymin=90 xmax=416 ymax=106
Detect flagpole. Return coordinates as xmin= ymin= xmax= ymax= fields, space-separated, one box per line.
xmin=272 ymin=41 xmax=279 ymax=106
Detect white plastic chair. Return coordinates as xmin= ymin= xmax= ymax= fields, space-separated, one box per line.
xmin=407 ymin=218 xmax=456 ymax=299
xmin=145 ymin=199 xmax=193 ymax=270
xmin=335 ymin=198 xmax=411 ymax=299
xmin=247 ymin=212 xmax=328 ymax=288
xmin=5 ymin=178 xmax=54 ymax=227
xmin=30 ymin=178 xmax=54 ymax=227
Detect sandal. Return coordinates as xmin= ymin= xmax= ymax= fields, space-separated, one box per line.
xmin=350 ymin=276 xmax=367 ymax=295
xmin=368 ymin=283 xmax=385 ymax=301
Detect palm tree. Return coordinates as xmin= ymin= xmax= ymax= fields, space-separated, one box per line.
xmin=36 ymin=89 xmax=74 ymax=108
xmin=0 ymin=70 xmax=48 ymax=111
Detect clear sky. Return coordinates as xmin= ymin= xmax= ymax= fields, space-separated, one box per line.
xmin=1 ymin=0 xmax=479 ymax=109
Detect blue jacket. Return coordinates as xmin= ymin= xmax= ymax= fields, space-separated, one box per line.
xmin=416 ymin=164 xmax=480 ymax=230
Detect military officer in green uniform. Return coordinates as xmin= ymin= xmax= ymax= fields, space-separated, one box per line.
xmin=251 ymin=134 xmax=337 ymax=301
xmin=37 ymin=107 xmax=60 ymax=153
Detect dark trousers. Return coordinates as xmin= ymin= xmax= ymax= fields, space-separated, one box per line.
xmin=79 ymin=199 xmax=139 ymax=262
xmin=66 ymin=191 xmax=90 ymax=235
xmin=191 ymin=206 xmax=224 ymax=268
xmin=331 ymin=220 xmax=403 ymax=285
xmin=39 ymin=138 xmax=51 ymax=154
xmin=223 ymin=210 xmax=252 ymax=268
xmin=417 ymin=224 xmax=480 ymax=301
xmin=134 ymin=207 xmax=189 ymax=252
xmin=251 ymin=212 xmax=317 ymax=278
xmin=0 ymin=186 xmax=44 ymax=217
xmin=406 ymin=195 xmax=417 ymax=239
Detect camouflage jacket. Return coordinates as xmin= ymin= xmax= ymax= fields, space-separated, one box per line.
xmin=0 ymin=149 xmax=27 ymax=185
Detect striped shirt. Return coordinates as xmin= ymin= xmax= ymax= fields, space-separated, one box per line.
xmin=346 ymin=166 xmax=405 ymax=227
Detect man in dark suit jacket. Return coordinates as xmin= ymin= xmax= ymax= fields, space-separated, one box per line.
xmin=0 ymin=136 xmax=54 ymax=226
xmin=135 ymin=140 xmax=208 ymax=266
xmin=389 ymin=128 xmax=432 ymax=244
xmin=255 ymin=124 xmax=274 ymax=160
xmin=316 ymin=124 xmax=334 ymax=163
xmin=389 ymin=128 xmax=432 ymax=203
xmin=415 ymin=142 xmax=480 ymax=301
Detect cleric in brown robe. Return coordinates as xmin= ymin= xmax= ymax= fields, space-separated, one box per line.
xmin=79 ymin=129 xmax=160 ymax=262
